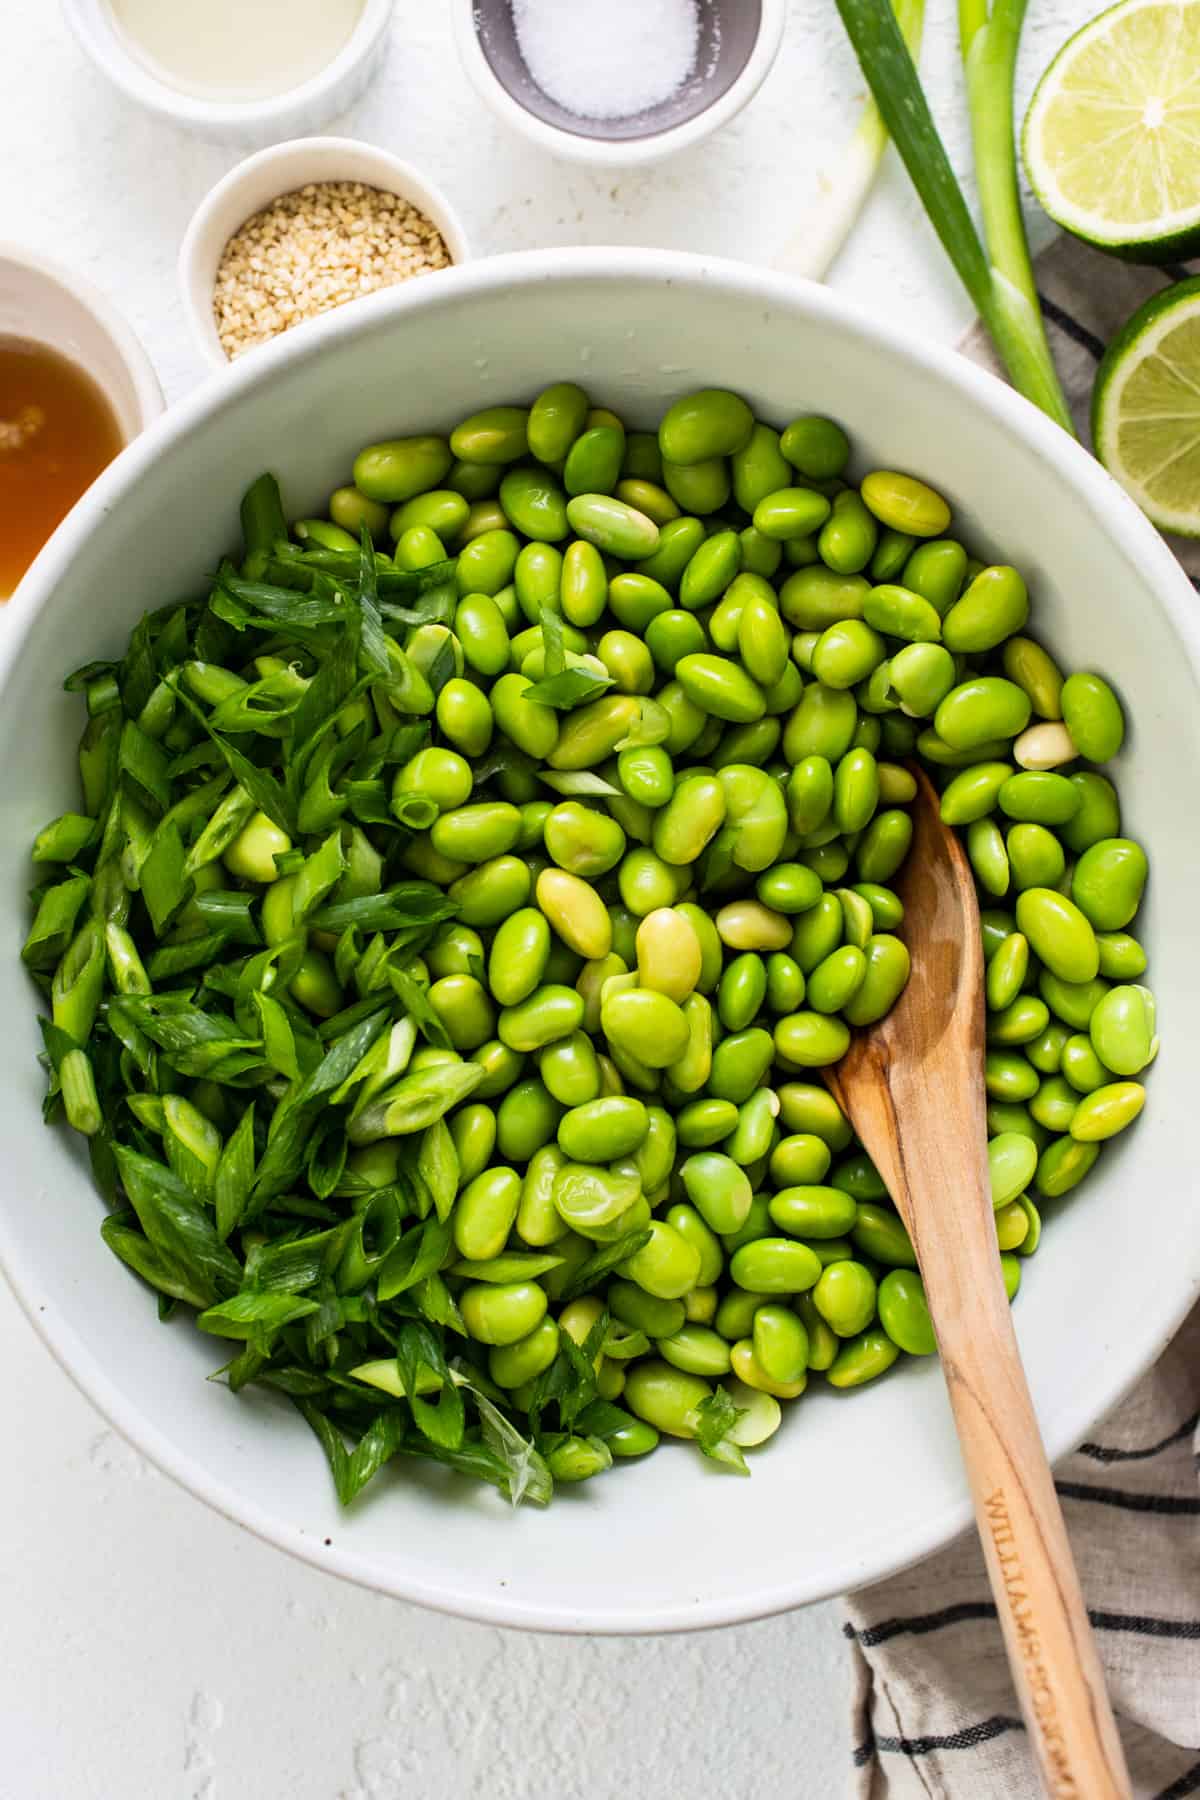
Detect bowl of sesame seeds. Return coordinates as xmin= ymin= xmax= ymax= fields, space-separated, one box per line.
xmin=179 ymin=136 xmax=470 ymax=370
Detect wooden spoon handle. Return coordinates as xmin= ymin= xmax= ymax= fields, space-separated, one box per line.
xmin=839 ymin=1061 xmax=1132 ymax=1798
xmin=937 ymin=1278 xmax=1130 ymax=1799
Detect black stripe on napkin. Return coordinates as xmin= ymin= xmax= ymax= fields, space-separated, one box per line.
xmin=1157 ymin=1759 xmax=1200 ymax=1800
xmin=1079 ymin=1410 xmax=1200 ymax=1463
xmin=1037 ymin=291 xmax=1107 ymax=362
xmin=873 ymin=1715 xmax=1026 ymax=1759
xmin=852 ymin=1715 xmax=876 ymax=1768
xmin=844 ymin=1602 xmax=998 ymax=1646
xmin=1090 ymin=1611 xmax=1200 ymax=1640
xmin=846 ymin=1603 xmax=1200 ymax=1647
xmin=1056 ymin=1480 xmax=1200 ymax=1516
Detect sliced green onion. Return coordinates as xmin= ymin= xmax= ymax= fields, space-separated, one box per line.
xmin=32 ymin=812 xmax=97 ymax=864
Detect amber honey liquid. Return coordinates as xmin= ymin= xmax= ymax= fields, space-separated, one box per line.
xmin=0 ymin=338 xmax=124 ymax=599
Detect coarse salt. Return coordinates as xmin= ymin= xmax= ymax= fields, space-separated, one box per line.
xmin=513 ymin=0 xmax=700 ymax=121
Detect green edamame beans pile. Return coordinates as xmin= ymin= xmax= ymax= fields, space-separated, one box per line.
xmin=23 ymin=382 xmax=1154 ymax=1506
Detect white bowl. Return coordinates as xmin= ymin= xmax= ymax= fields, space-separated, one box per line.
xmin=0 ymin=242 xmax=162 ymax=445
xmin=61 ymin=0 xmax=394 ymax=146
xmin=1 ymin=249 xmax=1197 ymax=1634
xmin=451 ymin=0 xmax=787 ymax=167
xmin=179 ymin=136 xmax=472 ymax=372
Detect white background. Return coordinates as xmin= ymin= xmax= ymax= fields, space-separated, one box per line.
xmin=2 ymin=1 xmax=1090 ymax=1794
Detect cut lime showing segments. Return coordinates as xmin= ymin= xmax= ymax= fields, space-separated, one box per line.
xmin=1093 ymin=277 xmax=1200 ymax=534
xmin=1023 ymin=0 xmax=1200 ymax=262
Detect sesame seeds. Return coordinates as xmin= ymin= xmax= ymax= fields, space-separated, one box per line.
xmin=212 ymin=180 xmax=451 ymax=361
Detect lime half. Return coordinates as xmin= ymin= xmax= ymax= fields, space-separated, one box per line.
xmin=1023 ymin=0 xmax=1200 ymax=261
xmin=1093 ymin=276 xmax=1200 ymax=534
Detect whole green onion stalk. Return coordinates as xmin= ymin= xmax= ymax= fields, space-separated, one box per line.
xmin=836 ymin=0 xmax=1075 ymax=434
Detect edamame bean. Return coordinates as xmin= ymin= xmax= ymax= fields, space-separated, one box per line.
xmin=499 ymin=984 xmax=585 ymax=1052
xmin=1070 ymin=1081 xmax=1144 ymax=1141
xmin=659 ymin=1325 xmax=732 ymax=1378
xmin=813 ymin=1260 xmax=877 ymax=1336
xmin=680 ymin=1152 xmax=753 ymax=1234
xmin=1089 ymin=985 xmax=1158 ymax=1077
xmin=659 ymin=389 xmax=754 ymax=465
xmin=609 ymin=1281 xmax=686 ymax=1340
xmin=1095 ymin=932 xmax=1147 ymax=980
xmin=451 ymin=407 xmax=529 ymax=465
xmin=878 ymin=1269 xmax=936 ymax=1354
xmin=769 ymin=1132 xmax=833 ymax=1185
xmin=564 ymin=426 xmax=625 ymax=498
xmin=566 ymin=494 xmax=660 ymax=561
xmin=774 ymin=1011 xmax=851 ymax=1068
xmin=999 ymin=771 xmax=1080 ymax=826
xmin=620 ymin=1220 xmax=703 ymax=1298
xmin=826 ymin=1329 xmax=899 ymax=1388
xmin=354 ymin=436 xmax=452 ymax=502
xmin=1007 ymin=823 xmax=1065 ymax=892
xmin=1062 ymin=773 xmax=1120 ymax=852
xmin=780 ymin=415 xmax=850 ymax=479
xmin=1030 ymin=1076 xmax=1078 ymax=1133
xmin=454 ymin=1166 xmax=523 ymax=1261
xmin=852 ymin=1203 xmax=916 ymax=1267
xmin=1071 ymin=838 xmax=1147 ymax=931
xmin=730 ymin=1237 xmax=822 ymax=1295
xmin=1061 ymin=672 xmax=1125 ymax=762
xmin=1003 ymin=635 xmax=1064 ymax=718
xmin=934 ymin=678 xmax=1031 ymax=750
xmin=623 ymin=1361 xmax=711 ymax=1438
xmin=601 ymin=987 xmax=691 ymax=1068
xmin=528 ymin=383 xmax=589 ymax=463
xmin=752 ymin=1304 xmax=809 ymax=1385
xmin=1035 ymin=1135 xmax=1099 ymax=1197
xmin=856 ymin=811 xmax=915 ymax=883
xmin=941 ymin=566 xmax=1029 ymax=652
xmin=516 ymin=1144 xmax=570 ymax=1246
xmin=860 ymin=470 xmax=951 ymax=537
xmin=732 ymin=423 xmax=792 ymax=512
xmin=460 ymin=1280 xmax=547 ymax=1346
xmin=677 ymin=1096 xmax=739 ymax=1147
xmin=769 ymin=1184 xmax=858 ymax=1238
xmin=665 ymin=1202 xmax=724 ymax=1286
xmin=1060 ymin=1034 xmax=1109 ymax=1094
xmin=1015 ymin=888 xmax=1099 ymax=983
xmin=553 ymin=1162 xmax=643 ymax=1237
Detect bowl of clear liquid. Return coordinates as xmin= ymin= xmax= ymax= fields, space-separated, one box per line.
xmin=62 ymin=0 xmax=395 ymax=145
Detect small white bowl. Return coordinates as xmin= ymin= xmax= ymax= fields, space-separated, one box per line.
xmin=61 ymin=0 xmax=394 ymax=147
xmin=179 ymin=137 xmax=472 ymax=373
xmin=452 ymin=0 xmax=786 ymax=167
xmin=0 ymin=242 xmax=163 ymax=447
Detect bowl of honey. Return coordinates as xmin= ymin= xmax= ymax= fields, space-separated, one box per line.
xmin=0 ymin=245 xmax=162 ymax=603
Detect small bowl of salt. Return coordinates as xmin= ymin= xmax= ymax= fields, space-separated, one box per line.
xmin=452 ymin=0 xmax=786 ymax=166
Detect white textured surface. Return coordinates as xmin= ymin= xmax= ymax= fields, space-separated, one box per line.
xmin=2 ymin=0 xmax=1087 ymax=1792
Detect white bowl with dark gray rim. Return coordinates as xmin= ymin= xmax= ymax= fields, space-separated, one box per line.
xmin=1 ymin=249 xmax=1196 ymax=1634
xmin=452 ymin=0 xmax=787 ymax=165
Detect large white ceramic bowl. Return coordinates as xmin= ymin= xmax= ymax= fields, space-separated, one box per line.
xmin=2 ymin=250 xmax=1198 ymax=1634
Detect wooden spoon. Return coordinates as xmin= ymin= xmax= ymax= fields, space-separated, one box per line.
xmin=826 ymin=768 xmax=1131 ymax=1800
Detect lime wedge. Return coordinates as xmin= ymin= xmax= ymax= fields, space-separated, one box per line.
xmin=1092 ymin=276 xmax=1200 ymax=534
xmin=1023 ymin=0 xmax=1200 ymax=261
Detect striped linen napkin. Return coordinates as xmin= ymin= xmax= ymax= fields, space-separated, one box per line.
xmin=846 ymin=235 xmax=1200 ymax=1800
